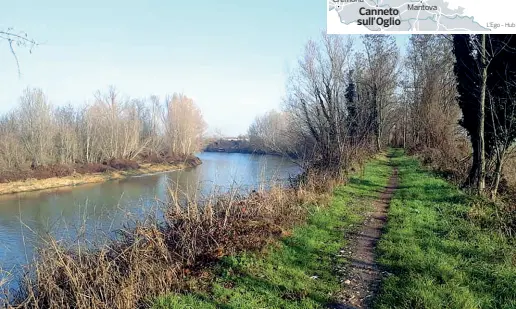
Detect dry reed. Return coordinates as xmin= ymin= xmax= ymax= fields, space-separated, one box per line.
xmin=3 ymin=172 xmax=337 ymax=309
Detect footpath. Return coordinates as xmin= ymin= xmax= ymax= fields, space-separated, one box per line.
xmin=155 ymin=150 xmax=515 ymax=308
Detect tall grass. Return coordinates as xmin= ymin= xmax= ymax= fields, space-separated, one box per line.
xmin=411 ymin=146 xmax=516 ymax=238
xmin=2 ymin=171 xmax=339 ymax=308
xmin=152 ymin=153 xmax=392 ymax=308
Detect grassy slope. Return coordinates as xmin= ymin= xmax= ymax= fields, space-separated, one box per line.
xmin=376 ymin=151 xmax=516 ymax=309
xmin=153 ymin=155 xmax=393 ymax=308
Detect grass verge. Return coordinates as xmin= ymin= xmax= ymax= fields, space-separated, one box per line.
xmin=375 ymin=151 xmax=516 ymax=309
xmin=152 ymin=154 xmax=393 ymax=308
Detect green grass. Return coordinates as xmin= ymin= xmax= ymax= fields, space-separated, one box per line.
xmin=375 ymin=151 xmax=516 ymax=309
xmin=152 ymin=154 xmax=393 ymax=308
xmin=153 ymin=150 xmax=516 ymax=308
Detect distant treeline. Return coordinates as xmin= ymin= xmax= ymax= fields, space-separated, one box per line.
xmin=0 ymin=87 xmax=206 ymax=172
xmin=203 ymin=137 xmax=296 ymax=157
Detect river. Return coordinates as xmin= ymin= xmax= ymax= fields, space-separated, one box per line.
xmin=0 ymin=152 xmax=301 ymax=285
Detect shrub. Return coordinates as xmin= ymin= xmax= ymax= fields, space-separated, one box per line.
xmin=4 ymin=172 xmax=335 ymax=309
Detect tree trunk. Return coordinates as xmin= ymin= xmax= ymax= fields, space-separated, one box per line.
xmin=491 ymin=153 xmax=504 ymax=201
xmin=465 ymin=138 xmax=479 ymax=188
xmin=377 ymin=96 xmax=383 ymax=152
xmin=478 ymin=34 xmax=487 ymax=195
xmin=403 ymin=107 xmax=407 ymax=149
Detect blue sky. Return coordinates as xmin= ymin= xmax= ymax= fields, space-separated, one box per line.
xmin=1 ymin=0 xmax=409 ymax=136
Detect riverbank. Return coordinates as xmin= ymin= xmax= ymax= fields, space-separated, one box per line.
xmin=153 ymin=152 xmax=392 ymax=308
xmin=5 ymin=150 xmax=513 ymax=308
xmin=3 ymin=150 xmax=361 ymax=308
xmin=0 ymin=158 xmax=201 ymax=196
xmin=154 ymin=149 xmax=515 ymax=308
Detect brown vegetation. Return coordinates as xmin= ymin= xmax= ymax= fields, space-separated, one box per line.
xmin=3 ymin=31 xmax=516 ymax=308
xmin=0 ymin=154 xmax=201 ymax=195
xmin=3 ymin=171 xmax=340 ymax=309
xmin=247 ymin=110 xmax=301 ymax=156
xmin=246 ymin=34 xmax=397 ymax=172
xmin=0 ymin=153 xmax=200 ymax=183
xmin=0 ymin=88 xmax=206 ymax=178
xmin=392 ymin=35 xmax=516 ymax=238
xmin=388 ymin=35 xmax=468 ymax=182
xmin=408 ymin=144 xmax=470 ymax=184
xmin=203 ymin=138 xmax=257 ymax=154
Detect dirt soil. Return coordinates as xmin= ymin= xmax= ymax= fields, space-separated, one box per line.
xmin=0 ymin=154 xmax=202 ymax=184
xmin=0 ymin=155 xmax=202 ymax=195
xmin=331 ymin=167 xmax=399 ymax=309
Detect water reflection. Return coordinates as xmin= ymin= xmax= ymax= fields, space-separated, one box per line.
xmin=0 ymin=152 xmax=301 ymax=282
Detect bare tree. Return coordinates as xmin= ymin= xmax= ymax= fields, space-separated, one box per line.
xmin=248 ymin=110 xmax=301 ymax=156
xmin=1 ymin=28 xmax=37 ymax=74
xmin=17 ymin=88 xmax=55 ymax=167
xmin=484 ymin=36 xmax=516 ymax=199
xmin=398 ymin=35 xmax=460 ymax=153
xmin=284 ymin=33 xmax=354 ymax=170
xmin=164 ymin=94 xmax=206 ymax=155
xmin=361 ymin=35 xmax=400 ymax=151
xmin=488 ymin=87 xmax=516 ymax=199
xmin=141 ymin=95 xmax=166 ymax=156
xmin=0 ymin=114 xmax=26 ymax=169
xmin=0 ymin=86 xmax=206 ymax=175
xmin=54 ymin=105 xmax=79 ymax=164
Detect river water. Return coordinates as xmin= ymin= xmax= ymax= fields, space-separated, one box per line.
xmin=0 ymin=152 xmax=301 ymax=284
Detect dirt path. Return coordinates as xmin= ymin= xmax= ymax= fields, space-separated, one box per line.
xmin=331 ymin=166 xmax=399 ymax=309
